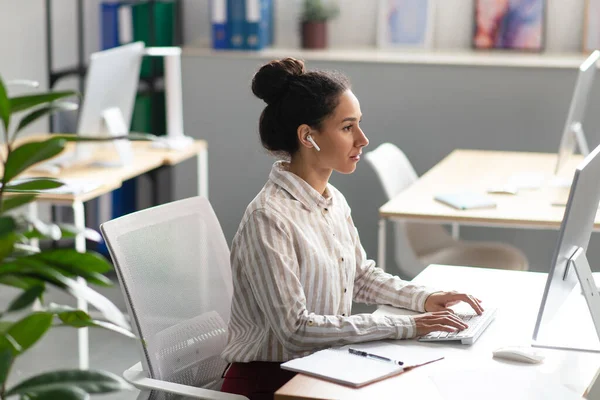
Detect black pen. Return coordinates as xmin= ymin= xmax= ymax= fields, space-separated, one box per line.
xmin=348 ymin=348 xmax=404 ymax=366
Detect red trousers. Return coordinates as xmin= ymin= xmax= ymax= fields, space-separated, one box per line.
xmin=221 ymin=362 xmax=297 ymax=400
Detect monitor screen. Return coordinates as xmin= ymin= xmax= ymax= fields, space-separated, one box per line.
xmin=534 ymin=142 xmax=600 ymax=352
xmin=554 ymin=51 xmax=599 ymax=176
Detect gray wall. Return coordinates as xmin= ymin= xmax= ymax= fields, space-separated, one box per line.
xmin=181 ymin=54 xmax=600 ymax=276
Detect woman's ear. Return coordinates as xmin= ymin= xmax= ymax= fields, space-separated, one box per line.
xmin=297 ymin=124 xmax=317 ymax=150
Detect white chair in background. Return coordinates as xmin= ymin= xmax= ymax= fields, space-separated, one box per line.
xmin=100 ymin=196 xmax=248 ymax=400
xmin=365 ymin=143 xmax=529 ymax=280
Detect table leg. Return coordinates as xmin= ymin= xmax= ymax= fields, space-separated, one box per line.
xmin=73 ymin=200 xmax=89 ymax=370
xmin=378 ymin=218 xmax=386 ymax=272
xmin=451 ymin=223 xmax=460 ymax=240
xmin=197 ymin=147 xmax=208 ymax=199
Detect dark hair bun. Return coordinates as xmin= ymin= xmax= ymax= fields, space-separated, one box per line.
xmin=252 ymin=58 xmax=306 ymax=105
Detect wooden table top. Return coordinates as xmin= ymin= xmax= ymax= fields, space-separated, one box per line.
xmin=379 ymin=149 xmax=591 ymax=230
xmin=2 ymin=134 xmax=206 ymax=203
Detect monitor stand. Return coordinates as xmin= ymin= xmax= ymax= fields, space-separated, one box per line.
xmin=532 ymin=247 xmax=600 ymax=353
xmin=81 ymin=107 xmax=133 ymax=167
xmin=549 ymin=123 xmax=591 ymax=188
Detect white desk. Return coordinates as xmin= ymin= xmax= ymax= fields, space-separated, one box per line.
xmin=275 ymin=265 xmax=600 ymax=399
xmin=376 ymin=149 xmax=589 ymax=271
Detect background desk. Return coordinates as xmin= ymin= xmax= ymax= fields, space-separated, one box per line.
xmin=377 ymin=150 xmax=590 ymax=271
xmin=16 ymin=136 xmax=208 ymax=369
xmin=275 ymin=265 xmax=600 ymax=399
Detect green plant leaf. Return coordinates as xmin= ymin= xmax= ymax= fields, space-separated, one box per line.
xmin=15 ymin=104 xmax=77 ymax=137
xmin=0 ymin=322 xmax=12 ymax=334
xmin=6 ymin=178 xmax=64 ymax=192
xmin=0 ymin=76 xmax=10 ymax=135
xmin=9 ymin=91 xmax=76 ymax=114
xmin=0 ymin=275 xmax=44 ymax=290
xmin=21 ymin=386 xmax=90 ymax=400
xmin=0 ymin=216 xmax=16 ymax=237
xmin=5 ymin=369 xmax=132 ymax=396
xmin=1 ymin=312 xmax=53 ymax=355
xmin=3 ymin=138 xmax=66 ymax=183
xmin=14 ymin=253 xmax=112 ymax=287
xmin=50 ymin=305 xmax=135 ymax=339
xmin=0 ymin=261 xmax=129 ymax=329
xmin=31 ymin=249 xmax=113 ymax=274
xmin=6 ymin=285 xmax=44 ymax=313
xmin=0 ymin=348 xmax=13 ymax=385
xmin=0 ymin=232 xmax=17 ymax=262
xmin=1 ymin=194 xmax=37 ymax=213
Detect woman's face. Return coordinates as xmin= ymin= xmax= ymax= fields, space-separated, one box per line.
xmin=312 ymin=90 xmax=369 ymax=174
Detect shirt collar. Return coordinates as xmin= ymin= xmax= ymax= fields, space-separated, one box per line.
xmin=269 ymin=160 xmax=333 ymax=210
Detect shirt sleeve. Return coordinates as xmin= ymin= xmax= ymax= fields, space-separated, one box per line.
xmin=235 ymin=208 xmax=420 ymax=353
xmin=347 ymin=214 xmax=438 ymax=312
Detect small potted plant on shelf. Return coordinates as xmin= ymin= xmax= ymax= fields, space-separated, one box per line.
xmin=300 ymin=0 xmax=340 ymax=49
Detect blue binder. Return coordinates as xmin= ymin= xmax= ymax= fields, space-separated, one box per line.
xmin=211 ymin=0 xmax=229 ymax=49
xmin=101 ymin=3 xmax=121 ymax=50
xmin=227 ymin=0 xmax=245 ymax=49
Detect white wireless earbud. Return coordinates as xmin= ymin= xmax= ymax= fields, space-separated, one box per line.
xmin=306 ymin=135 xmax=321 ymax=151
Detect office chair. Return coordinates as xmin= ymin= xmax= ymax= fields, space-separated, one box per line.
xmin=100 ymin=196 xmax=248 ymax=400
xmin=365 ymin=143 xmax=529 ymax=279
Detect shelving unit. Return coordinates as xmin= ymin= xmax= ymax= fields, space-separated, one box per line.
xmin=44 ymin=0 xmax=185 ymax=136
xmin=44 ymin=0 xmax=185 ymax=233
xmin=183 ymin=46 xmax=593 ymax=70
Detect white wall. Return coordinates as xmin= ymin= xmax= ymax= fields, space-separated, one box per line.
xmin=0 ymin=0 xmax=590 ymax=106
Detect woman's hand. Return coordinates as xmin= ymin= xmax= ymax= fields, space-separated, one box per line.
xmin=413 ymin=311 xmax=469 ymax=336
xmin=424 ymin=291 xmax=484 ymax=315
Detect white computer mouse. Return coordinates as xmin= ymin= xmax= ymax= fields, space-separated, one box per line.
xmin=492 ymin=346 xmax=545 ymax=364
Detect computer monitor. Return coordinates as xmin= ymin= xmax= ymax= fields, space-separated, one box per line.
xmin=75 ymin=41 xmax=145 ymax=166
xmin=553 ymin=50 xmax=600 ymax=177
xmin=533 ymin=143 xmax=600 ymax=353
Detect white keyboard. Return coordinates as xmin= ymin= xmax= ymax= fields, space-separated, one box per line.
xmin=418 ymin=307 xmax=498 ymax=345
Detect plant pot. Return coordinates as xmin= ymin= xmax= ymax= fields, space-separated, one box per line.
xmin=301 ymin=21 xmax=328 ymax=49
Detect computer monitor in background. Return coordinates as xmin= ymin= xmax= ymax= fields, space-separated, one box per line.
xmin=75 ymin=41 xmax=145 ymax=166
xmin=533 ymin=143 xmax=600 ymax=353
xmin=553 ymin=50 xmax=600 ymax=178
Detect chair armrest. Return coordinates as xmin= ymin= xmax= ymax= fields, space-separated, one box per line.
xmin=124 ymin=362 xmax=248 ymax=400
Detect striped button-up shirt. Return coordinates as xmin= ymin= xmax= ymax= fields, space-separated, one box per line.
xmin=222 ymin=161 xmax=437 ymax=363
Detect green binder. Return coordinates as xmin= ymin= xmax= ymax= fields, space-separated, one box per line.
xmin=130 ymin=91 xmax=166 ymax=135
xmin=132 ymin=1 xmax=174 ymax=78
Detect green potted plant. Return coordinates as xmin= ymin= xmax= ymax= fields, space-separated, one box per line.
xmin=0 ymin=76 xmax=139 ymax=399
xmin=300 ymin=0 xmax=340 ymax=49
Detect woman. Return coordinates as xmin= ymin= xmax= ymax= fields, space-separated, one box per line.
xmin=221 ymin=58 xmax=483 ymax=399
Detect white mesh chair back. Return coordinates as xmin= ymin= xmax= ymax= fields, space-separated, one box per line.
xmin=365 ymin=143 xmax=454 ymax=279
xmin=100 ymin=196 xmax=233 ymax=397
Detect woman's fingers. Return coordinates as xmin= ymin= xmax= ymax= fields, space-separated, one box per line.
xmin=414 ymin=312 xmax=469 ymax=335
xmin=445 ymin=293 xmax=484 ymax=315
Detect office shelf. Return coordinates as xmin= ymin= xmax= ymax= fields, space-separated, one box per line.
xmin=45 ymin=0 xmax=184 ymax=136
xmin=183 ymin=46 xmax=592 ymax=70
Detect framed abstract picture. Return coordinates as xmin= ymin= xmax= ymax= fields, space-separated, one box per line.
xmin=473 ymin=0 xmax=546 ymax=51
xmin=377 ymin=0 xmax=436 ymax=49
xmin=584 ymin=0 xmax=600 ymax=52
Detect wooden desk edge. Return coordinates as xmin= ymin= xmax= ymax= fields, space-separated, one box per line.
xmin=161 ymin=140 xmax=207 ymax=165
xmin=377 ymin=210 xmax=567 ymax=229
